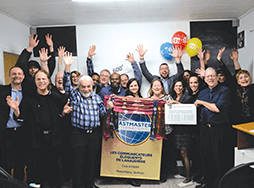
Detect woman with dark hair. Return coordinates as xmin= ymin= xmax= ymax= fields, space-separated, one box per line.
xmin=188 ymin=74 xmax=207 ymax=183
xmin=188 ymin=74 xmax=206 ymax=101
xmin=70 ymin=70 xmax=81 ymax=89
xmin=125 ymin=78 xmax=142 ymax=98
xmin=166 ymin=79 xmax=193 ymax=187
xmin=125 ymin=78 xmax=143 ymax=187
xmin=182 ymin=70 xmax=191 ymax=85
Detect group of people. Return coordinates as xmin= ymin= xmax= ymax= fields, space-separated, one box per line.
xmin=0 ymin=33 xmax=252 ymax=188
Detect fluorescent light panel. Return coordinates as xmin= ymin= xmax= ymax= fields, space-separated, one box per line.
xmin=73 ymin=0 xmax=124 ymax=2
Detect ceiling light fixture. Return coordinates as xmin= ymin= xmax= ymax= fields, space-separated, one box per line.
xmin=72 ymin=0 xmax=124 ymax=2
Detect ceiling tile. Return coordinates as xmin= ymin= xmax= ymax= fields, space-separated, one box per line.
xmin=161 ymin=0 xmax=185 ymax=7
xmin=0 ymin=0 xmax=253 ymax=26
xmin=44 ymin=2 xmax=74 ymax=11
xmin=99 ymin=9 xmax=121 ymax=18
xmin=93 ymin=1 xmax=118 ymax=10
xmin=70 ymin=2 xmax=96 ymax=11
xmin=184 ymin=0 xmax=209 ymax=6
xmin=138 ymin=0 xmax=162 ymax=8
xmin=229 ymin=0 xmax=253 ymax=5
xmin=205 ymin=0 xmax=231 ymax=6
xmin=201 ymin=5 xmax=226 ymax=12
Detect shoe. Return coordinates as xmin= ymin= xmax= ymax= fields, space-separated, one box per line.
xmin=29 ymin=183 xmax=41 ymax=188
xmin=195 ymin=176 xmax=205 ymax=184
xmin=193 ymin=173 xmax=203 ymax=181
xmin=178 ymin=181 xmax=193 ymax=187
xmin=160 ymin=176 xmax=167 ymax=183
xmin=195 ymin=183 xmax=213 ymax=188
xmin=129 ymin=179 xmax=141 ymax=187
xmin=174 ymin=174 xmax=185 ymax=179
xmin=92 ymin=184 xmax=100 ymax=188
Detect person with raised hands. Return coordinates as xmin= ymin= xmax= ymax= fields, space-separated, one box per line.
xmin=86 ymin=45 xmax=110 ymax=94
xmin=120 ymin=52 xmax=143 ymax=91
xmin=15 ymin=33 xmax=56 ymax=93
xmin=216 ymin=47 xmax=240 ymax=89
xmin=63 ymin=52 xmax=113 ymax=188
xmin=137 ymin=44 xmax=184 ymax=95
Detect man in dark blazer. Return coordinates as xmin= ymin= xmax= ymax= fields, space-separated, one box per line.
xmin=0 ymin=66 xmax=29 ymax=182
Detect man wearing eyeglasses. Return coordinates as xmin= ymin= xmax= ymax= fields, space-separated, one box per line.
xmin=194 ymin=67 xmax=232 ymax=188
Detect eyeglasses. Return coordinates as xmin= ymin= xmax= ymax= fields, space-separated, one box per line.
xmin=205 ymin=74 xmax=216 ymax=78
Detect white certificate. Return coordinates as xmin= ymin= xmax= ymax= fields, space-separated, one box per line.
xmin=165 ymin=104 xmax=197 ymax=125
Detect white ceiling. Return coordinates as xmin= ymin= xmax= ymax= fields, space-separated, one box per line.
xmin=0 ymin=0 xmax=254 ymax=27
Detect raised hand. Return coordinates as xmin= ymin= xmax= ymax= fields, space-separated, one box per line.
xmin=136 ymin=44 xmax=148 ymax=58
xmin=169 ymin=46 xmax=185 ymax=63
xmin=45 ymin=33 xmax=53 ymax=47
xmin=126 ymin=52 xmax=135 ymax=63
xmin=64 ymin=52 xmax=74 ymax=67
xmin=27 ymin=34 xmax=39 ymax=52
xmin=197 ymin=48 xmax=205 ymax=60
xmin=88 ymin=45 xmax=96 ymax=58
xmin=217 ymin=47 xmax=225 ymax=61
xmin=195 ymin=68 xmax=205 ymax=78
xmin=62 ymin=101 xmax=73 ymax=116
xmin=58 ymin=46 xmax=66 ymax=58
xmin=230 ymin=48 xmax=239 ymax=62
xmin=39 ymin=48 xmax=51 ymax=62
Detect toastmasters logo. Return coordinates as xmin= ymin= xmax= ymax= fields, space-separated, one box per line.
xmin=115 ymin=113 xmax=151 ymax=146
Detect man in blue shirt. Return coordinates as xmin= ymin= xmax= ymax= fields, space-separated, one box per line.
xmin=99 ymin=72 xmax=126 ymax=101
xmin=63 ymin=52 xmax=113 ymax=188
xmin=0 ymin=66 xmax=28 ymax=181
xmin=194 ymin=67 xmax=231 ymax=188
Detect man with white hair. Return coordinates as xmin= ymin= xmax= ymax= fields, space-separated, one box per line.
xmin=63 ymin=52 xmax=113 ymax=188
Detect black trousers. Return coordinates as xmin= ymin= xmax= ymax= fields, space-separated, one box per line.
xmin=71 ymin=127 xmax=101 ymax=188
xmin=28 ymin=134 xmax=61 ymax=186
xmin=200 ymin=124 xmax=233 ymax=187
xmin=160 ymin=132 xmax=176 ymax=178
xmin=0 ymin=127 xmax=28 ymax=181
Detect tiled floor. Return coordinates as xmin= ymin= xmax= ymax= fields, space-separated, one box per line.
xmin=94 ymin=174 xmax=201 ymax=188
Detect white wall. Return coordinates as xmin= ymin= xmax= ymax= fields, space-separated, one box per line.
xmin=238 ymin=9 xmax=254 ymax=79
xmin=72 ymin=21 xmax=190 ymax=97
xmin=0 ymin=12 xmax=30 ymax=84
xmin=0 ymin=13 xmax=190 ymax=96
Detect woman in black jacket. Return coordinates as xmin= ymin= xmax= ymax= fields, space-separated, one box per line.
xmin=166 ymin=79 xmax=193 ymax=187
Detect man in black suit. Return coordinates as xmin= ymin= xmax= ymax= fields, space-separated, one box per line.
xmin=0 ymin=66 xmax=29 ymax=181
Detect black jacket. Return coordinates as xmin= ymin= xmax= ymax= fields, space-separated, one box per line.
xmin=0 ymin=84 xmax=28 ymax=140
xmin=22 ymin=90 xmax=66 ymax=148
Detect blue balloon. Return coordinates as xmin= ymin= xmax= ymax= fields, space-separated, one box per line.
xmin=160 ymin=42 xmax=173 ymax=60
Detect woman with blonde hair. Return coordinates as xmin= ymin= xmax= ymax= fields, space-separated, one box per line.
xmin=234 ymin=70 xmax=254 ymax=124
